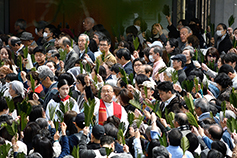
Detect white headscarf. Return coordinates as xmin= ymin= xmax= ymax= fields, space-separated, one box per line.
xmin=10 ymin=81 xmax=25 ymax=98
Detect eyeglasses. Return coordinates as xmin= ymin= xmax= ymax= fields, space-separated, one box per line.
xmin=208 ymin=54 xmax=216 ymax=58
xmin=40 ymin=76 xmax=47 ymax=82
xmin=99 ymin=44 xmax=108 ymax=47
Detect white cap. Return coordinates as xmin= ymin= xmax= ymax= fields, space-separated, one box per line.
xmin=148 ymin=41 xmax=163 ymax=48
xmin=140 ymin=81 xmax=155 ymax=89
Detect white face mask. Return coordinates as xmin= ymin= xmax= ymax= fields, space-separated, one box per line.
xmin=149 ymin=55 xmax=155 ymax=62
xmin=216 ymin=30 xmax=223 ymax=37
xmin=43 ymin=32 xmax=48 ymax=38
xmin=112 ymin=74 xmax=118 ymax=81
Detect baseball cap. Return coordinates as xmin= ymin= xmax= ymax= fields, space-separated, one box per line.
xmin=75 ymin=113 xmax=85 ymax=129
xmin=92 ymin=125 xmax=105 ymax=140
xmin=171 ymin=54 xmax=187 ymax=64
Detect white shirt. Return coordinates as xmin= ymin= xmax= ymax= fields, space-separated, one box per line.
xmin=94 ymin=100 xmax=129 ymax=131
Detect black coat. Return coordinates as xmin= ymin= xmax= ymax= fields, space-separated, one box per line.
xmin=216 ymin=34 xmax=232 ymax=54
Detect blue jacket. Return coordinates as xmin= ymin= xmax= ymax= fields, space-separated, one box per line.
xmin=124 ymin=61 xmax=133 ymax=75
xmin=58 ymin=136 xmax=70 ymax=158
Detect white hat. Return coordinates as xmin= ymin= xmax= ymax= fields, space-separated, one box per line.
xmin=140 ymin=81 xmax=155 ymax=89
xmin=148 ymin=41 xmax=163 ymax=48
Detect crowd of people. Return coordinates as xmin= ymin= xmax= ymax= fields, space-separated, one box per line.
xmin=0 ymin=14 xmax=237 ymax=158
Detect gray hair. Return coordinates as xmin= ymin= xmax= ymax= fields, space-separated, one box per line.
xmin=38 ymin=68 xmax=55 ymax=81
xmin=194 ymin=98 xmax=210 ymax=113
xmin=164 ymin=67 xmax=176 ymax=77
xmin=94 ymin=31 xmax=106 ymax=40
xmin=10 ymin=81 xmax=25 ymax=98
xmin=181 ymin=26 xmax=192 ymax=34
xmin=79 ymin=33 xmax=90 ymax=42
xmin=152 ymin=146 xmax=169 ymax=158
xmin=85 ymin=17 xmax=95 ymax=25
xmin=152 ymin=46 xmax=163 ymax=57
xmin=183 ymin=45 xmax=195 ymax=57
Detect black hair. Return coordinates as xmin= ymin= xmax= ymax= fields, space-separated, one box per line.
xmin=168 ymin=128 xmax=182 ymax=146
xmin=208 ymin=124 xmax=223 ymax=140
xmin=116 ymin=48 xmax=131 ymax=60
xmin=23 ymin=122 xmax=41 ymax=144
xmin=207 ymin=150 xmax=224 ymax=158
xmin=58 ymin=73 xmax=74 ymax=86
xmin=97 ymin=65 xmax=107 ymax=81
xmin=189 ymin=68 xmax=204 ymax=82
xmin=44 ymin=24 xmax=57 ymax=36
xmin=100 ymin=135 xmax=114 ymax=146
xmin=35 ymin=118 xmax=48 ymax=129
xmin=211 ymin=141 xmax=227 ymax=156
xmin=33 ymin=46 xmax=46 ymax=55
xmin=126 ymin=26 xmax=138 ymax=36
xmin=135 ymin=74 xmax=150 ymax=85
xmin=57 ymin=79 xmax=69 ymax=89
xmin=152 ymin=46 xmax=163 ymax=57
xmin=32 ymin=134 xmax=54 ymax=158
xmin=118 ymin=78 xmax=132 ymax=88
xmin=103 ymin=122 xmax=118 ymax=139
xmin=223 ymin=53 xmax=237 ymax=64
xmin=218 ymin=64 xmax=235 ymax=74
xmin=15 ymin=19 xmax=27 ymax=30
xmin=217 ymin=23 xmax=227 ymax=31
xmin=157 ymin=81 xmax=174 ymax=93
xmin=119 ymin=88 xmax=134 ymax=106
xmin=175 ymin=113 xmax=188 ymax=126
xmin=94 ymin=31 xmax=106 ymax=41
xmin=64 ymin=111 xmax=77 ymax=136
xmin=76 ymin=74 xmax=86 ymax=86
xmin=178 ymin=19 xmax=189 ymax=26
xmin=99 ymin=36 xmax=111 ymax=45
xmin=142 ymin=47 xmax=151 ymax=59
xmin=110 ymin=63 xmax=123 ymax=74
xmin=205 ymin=47 xmax=220 ymax=63
xmin=5 ymin=73 xmax=18 ymax=82
xmin=186 ymin=133 xmax=199 ymax=153
xmin=187 ymin=35 xmax=200 ymax=49
xmin=214 ymin=73 xmax=232 ymax=89
xmin=62 ymin=37 xmax=71 ymax=47
xmin=1 ymin=46 xmax=13 ymax=61
xmin=29 ymin=105 xmax=44 ymax=122
xmin=11 ymin=37 xmax=21 ymax=46
xmin=0 ymin=97 xmax=8 ymax=113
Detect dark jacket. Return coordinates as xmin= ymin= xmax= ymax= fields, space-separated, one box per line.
xmin=167 ymin=24 xmax=180 ymax=39
xmin=64 ymin=49 xmax=79 ymax=71
xmin=217 ymin=86 xmax=232 ymax=102
xmin=215 ymin=33 xmax=232 ymax=54
xmin=177 ymin=69 xmax=187 ymax=84
xmin=58 ymin=136 xmax=70 ymax=158
xmin=74 ymin=46 xmax=95 ymax=62
xmin=184 ymin=60 xmax=196 ymax=77
xmin=124 ymin=61 xmax=133 ymax=75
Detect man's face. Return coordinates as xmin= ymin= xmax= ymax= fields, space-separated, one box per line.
xmin=140 ymin=86 xmax=153 ymax=99
xmin=101 ymin=85 xmax=114 ymax=103
xmin=93 ymin=34 xmax=100 ymax=45
xmin=180 ymin=28 xmax=190 ymax=43
xmin=44 ymin=28 xmax=52 ymax=38
xmin=182 ymin=50 xmax=191 ymax=62
xmin=83 ymin=18 xmax=93 ymax=31
xmin=78 ymin=36 xmax=88 ymax=51
xmin=149 ymin=48 xmax=157 ymax=61
xmin=22 ymin=40 xmax=31 ymax=47
xmin=158 ymin=90 xmax=172 ymax=102
xmin=99 ymin=41 xmax=110 ymax=53
xmin=172 ymin=60 xmax=181 ymax=69
xmin=35 ymin=52 xmax=46 ymax=64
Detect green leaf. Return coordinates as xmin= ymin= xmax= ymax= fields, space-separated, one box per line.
xmin=158 ymin=13 xmax=162 ymax=23
xmin=84 ymin=98 xmax=96 ymax=126
xmin=85 ymin=63 xmax=91 ymax=75
xmin=128 ymin=111 xmax=135 ymax=126
xmin=54 ymin=120 xmax=59 ymax=132
xmin=181 ymin=136 xmax=190 ymax=154
xmin=119 ymin=67 xmax=128 ymax=85
xmin=31 ymin=67 xmax=36 ymax=72
xmin=80 ymin=62 xmax=83 ymax=74
xmin=184 ymin=93 xmax=195 ymax=115
xmin=182 ymin=80 xmax=194 ymax=93
xmin=56 ymin=110 xmax=64 ymax=122
xmin=16 ymin=152 xmax=26 ymax=158
xmin=143 ymin=100 xmax=161 ymax=118
xmin=129 ymin=99 xmax=142 ymax=111
xmin=18 ymin=56 xmax=22 ymax=71
xmin=30 ymin=74 xmax=35 ymax=93
xmin=118 ymin=122 xmax=126 ymax=133
xmin=207 ymin=60 xmax=215 ymax=71
xmin=158 ymin=133 xmax=167 ymax=147
xmin=209 ymin=111 xmax=213 ymax=119
xmin=230 ymin=88 xmax=237 ymax=108
xmin=85 ymin=40 xmax=88 ymax=54
xmin=105 ymin=147 xmax=113 ymax=157
xmin=71 ymin=39 xmax=73 ymax=48
xmin=22 ymin=46 xmax=28 ymax=59
xmin=144 ymin=86 xmax=148 ymax=98
xmin=0 ymin=143 xmax=12 ymax=157
xmin=136 ymin=115 xmax=144 ymax=129
xmin=17 ymin=100 xmax=32 ymax=116
xmin=117 ymin=129 xmax=125 ymax=145
xmin=101 ymin=51 xmax=106 ymax=62
xmin=221 ymin=101 xmax=226 ymax=119
xmin=158 ymin=66 xmax=167 ymax=74
xmin=31 ymin=54 xmax=35 ymax=63
xmin=20 ymin=112 xmax=28 ymax=131
xmin=210 ymin=23 xmax=215 ymax=37
xmin=167 ymin=112 xmax=175 ymax=128
xmin=128 ymin=73 xmax=134 ymax=86
xmin=58 ymin=48 xmax=67 ymax=61
xmin=194 ymin=77 xmax=199 ymax=93
xmin=186 ymin=112 xmax=199 ymax=128
xmin=227 ymin=117 xmax=236 ymax=133
xmin=5 ymin=97 xmax=15 ymax=113
xmin=72 ymin=145 xmax=80 ymax=158
xmin=48 ymin=105 xmax=57 ymax=121
xmin=233 ymin=37 xmax=237 ymax=48
xmin=162 ymin=4 xmax=170 ymax=16
xmin=133 ymin=36 xmax=140 ymax=51
xmin=228 ymin=15 xmax=235 ymax=27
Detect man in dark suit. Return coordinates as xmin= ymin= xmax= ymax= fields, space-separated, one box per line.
xmin=116 ymin=48 xmax=133 ymax=75
xmin=59 ymin=36 xmax=79 ymax=71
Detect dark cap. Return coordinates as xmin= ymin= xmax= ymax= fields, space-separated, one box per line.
xmin=171 ymin=54 xmax=187 ymax=64
xmin=20 ymin=32 xmax=34 ymax=41
xmin=92 ymin=125 xmax=105 ymax=140
xmin=75 ymin=113 xmax=85 ymax=129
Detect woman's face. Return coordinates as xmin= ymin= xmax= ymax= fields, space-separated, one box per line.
xmin=46 ymin=62 xmax=56 ymax=74
xmin=207 ymin=53 xmax=217 ymax=63
xmin=152 ymin=25 xmax=158 ymax=35
xmin=9 ymin=84 xmax=16 ymax=97
xmin=217 ymin=58 xmax=222 ymax=69
xmin=59 ymin=84 xmax=69 ymax=99
xmin=134 ymin=61 xmax=142 ymax=74
xmin=76 ymin=80 xmax=84 ymax=92
xmin=165 ymin=41 xmax=174 ymax=54
xmin=0 ymin=48 xmax=9 ymax=60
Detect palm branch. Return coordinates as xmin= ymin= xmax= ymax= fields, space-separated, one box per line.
xmin=0 ymin=143 xmax=12 ymax=158
xmin=58 ymin=49 xmax=67 ymax=61
xmin=144 ymin=86 xmax=148 ymax=98
xmin=181 ymin=136 xmax=190 ymax=154
xmin=186 ymin=112 xmax=199 ymax=128
xmin=22 ymin=46 xmax=28 ymax=59
xmin=167 ymin=112 xmax=175 ymax=128
xmin=158 ymin=133 xmax=167 ymax=147
xmin=182 ymin=80 xmax=194 ymax=93
xmin=5 ymin=97 xmax=15 ymax=113
xmin=84 ymin=98 xmax=96 ymax=126
xmin=228 ymin=15 xmax=235 ymax=27
xmin=230 ymin=88 xmax=237 ymax=108
xmin=30 ymin=74 xmax=35 ymax=93
xmin=72 ymin=145 xmax=80 ymax=158
xmin=133 ymin=36 xmax=139 ymax=51
xmin=171 ymin=70 xmax=178 ymax=84
xmin=128 ymin=111 xmax=135 ymax=126
xmin=119 ymin=67 xmax=128 ymax=85
xmin=105 ymin=147 xmax=113 ymax=157
xmin=48 ymin=105 xmax=57 ymax=121
xmin=158 ymin=66 xmax=167 ymax=74
xmin=221 ymin=101 xmax=226 ymax=119
xmin=129 ymin=99 xmax=142 ymax=111
xmin=227 ymin=117 xmax=237 ymax=133
xmin=117 ymin=129 xmax=125 ymax=145
xmin=136 ymin=115 xmax=144 ymax=128
xmin=162 ymin=4 xmax=170 ymax=16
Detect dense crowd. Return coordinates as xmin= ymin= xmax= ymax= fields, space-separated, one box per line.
xmin=0 ymin=15 xmax=237 ymax=158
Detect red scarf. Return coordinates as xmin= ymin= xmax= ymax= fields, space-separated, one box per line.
xmin=98 ymin=99 xmax=122 ymax=125
xmin=60 ymin=95 xmax=70 ymax=102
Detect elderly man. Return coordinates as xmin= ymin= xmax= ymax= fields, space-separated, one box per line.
xmin=83 ymin=17 xmax=95 ymax=39
xmin=171 ymin=54 xmax=187 ymax=84
xmin=33 ymin=66 xmax=58 ymax=110
xmin=179 ymin=26 xmax=192 ymax=50
xmin=59 ymin=36 xmax=79 ymax=71
xmin=182 ymin=46 xmax=196 ymax=77
xmin=74 ymin=33 xmax=95 ymax=63
xmin=94 ymin=84 xmax=128 ymax=129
